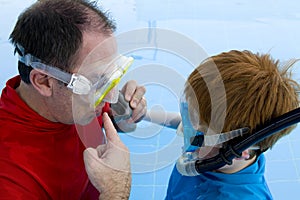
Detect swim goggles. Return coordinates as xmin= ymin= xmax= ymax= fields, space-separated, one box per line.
xmin=176 ymin=94 xmax=255 ymax=175
xmin=177 ymin=94 xmax=249 ymax=152
xmin=16 ymin=44 xmax=133 ymax=107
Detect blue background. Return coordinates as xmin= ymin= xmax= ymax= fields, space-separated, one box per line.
xmin=1 ymin=0 xmax=300 ymax=199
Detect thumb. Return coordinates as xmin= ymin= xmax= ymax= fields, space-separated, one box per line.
xmin=96 ymin=144 xmax=107 ymax=157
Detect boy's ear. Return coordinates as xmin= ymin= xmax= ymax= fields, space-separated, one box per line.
xmin=29 ymin=69 xmax=53 ymax=97
xmin=235 ymin=149 xmax=250 ymax=160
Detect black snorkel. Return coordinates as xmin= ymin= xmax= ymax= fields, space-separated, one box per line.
xmin=177 ymin=107 xmax=300 ymax=175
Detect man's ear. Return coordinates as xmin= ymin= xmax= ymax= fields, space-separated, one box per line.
xmin=30 ymin=70 xmax=53 ymax=97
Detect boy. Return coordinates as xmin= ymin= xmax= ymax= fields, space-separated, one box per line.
xmin=165 ymin=50 xmax=299 ymax=199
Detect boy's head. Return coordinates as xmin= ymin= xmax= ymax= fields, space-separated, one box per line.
xmin=184 ymin=50 xmax=299 ymax=153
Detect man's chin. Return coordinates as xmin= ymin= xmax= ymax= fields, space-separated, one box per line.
xmin=73 ymin=102 xmax=105 ymax=125
xmin=74 ymin=113 xmax=96 ymax=126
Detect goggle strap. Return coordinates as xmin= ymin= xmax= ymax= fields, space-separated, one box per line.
xmin=31 ymin=62 xmax=72 ymax=84
xmin=203 ymin=127 xmax=250 ymax=146
xmin=16 ymin=44 xmax=72 ymax=84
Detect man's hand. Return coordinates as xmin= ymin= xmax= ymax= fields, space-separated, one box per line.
xmin=83 ymin=113 xmax=131 ymax=200
xmin=121 ymin=80 xmax=147 ymax=123
xmin=115 ymin=80 xmax=146 ymax=132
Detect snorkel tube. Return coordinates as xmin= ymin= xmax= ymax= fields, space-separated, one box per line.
xmin=176 ymin=107 xmax=300 ymax=176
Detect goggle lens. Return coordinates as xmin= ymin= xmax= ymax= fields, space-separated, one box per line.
xmin=93 ymin=56 xmax=133 ymax=107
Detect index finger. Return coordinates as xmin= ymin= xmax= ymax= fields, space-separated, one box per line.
xmin=103 ymin=112 xmax=120 ymax=143
xmin=130 ymin=85 xmax=146 ymax=107
xmin=121 ymin=80 xmax=137 ymax=101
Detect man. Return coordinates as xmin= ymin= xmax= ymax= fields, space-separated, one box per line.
xmin=0 ymin=0 xmax=146 ymax=199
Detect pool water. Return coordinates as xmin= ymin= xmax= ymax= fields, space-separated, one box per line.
xmin=1 ymin=1 xmax=300 ymax=199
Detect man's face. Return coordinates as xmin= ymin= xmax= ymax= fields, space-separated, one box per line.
xmin=51 ymin=32 xmax=118 ymax=125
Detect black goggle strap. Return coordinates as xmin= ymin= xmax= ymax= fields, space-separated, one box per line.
xmin=190 ymin=127 xmax=250 ymax=147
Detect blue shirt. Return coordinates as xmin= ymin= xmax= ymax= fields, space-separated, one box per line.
xmin=165 ymin=154 xmax=273 ymax=200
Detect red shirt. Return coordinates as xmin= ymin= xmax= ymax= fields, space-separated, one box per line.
xmin=0 ymin=76 xmax=110 ymax=199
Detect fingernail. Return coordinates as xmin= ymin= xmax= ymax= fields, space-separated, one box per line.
xmin=127 ymin=118 xmax=134 ymax=123
xmin=125 ymin=94 xmax=131 ymax=101
xmin=131 ymin=101 xmax=137 ymax=108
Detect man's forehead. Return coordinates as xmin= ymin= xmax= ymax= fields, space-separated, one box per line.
xmin=75 ymin=32 xmax=118 ymax=74
xmin=79 ymin=32 xmax=117 ymax=64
